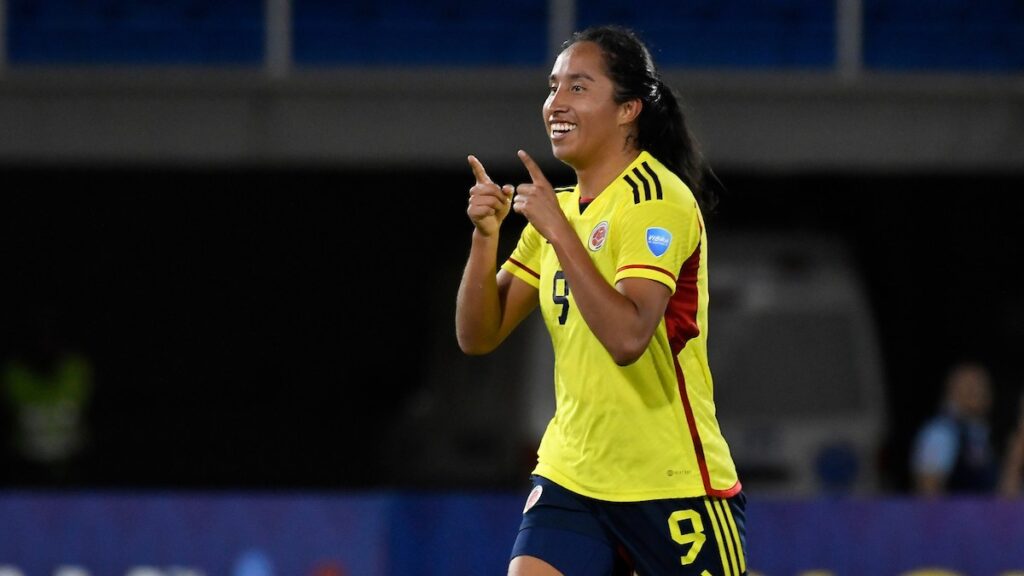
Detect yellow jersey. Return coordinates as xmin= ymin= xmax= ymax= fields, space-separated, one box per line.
xmin=502 ymin=151 xmax=740 ymax=501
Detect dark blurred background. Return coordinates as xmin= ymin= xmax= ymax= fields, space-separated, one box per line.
xmin=2 ymin=0 xmax=1023 ymax=497
xmin=3 ymin=170 xmax=1023 ymax=493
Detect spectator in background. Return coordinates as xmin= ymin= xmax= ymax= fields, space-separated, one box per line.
xmin=911 ymin=362 xmax=997 ymax=496
xmin=999 ymin=391 xmax=1024 ymax=497
xmin=1 ymin=309 xmax=93 ymax=484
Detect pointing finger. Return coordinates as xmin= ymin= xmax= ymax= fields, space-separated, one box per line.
xmin=517 ymin=150 xmax=550 ymax=186
xmin=467 ymin=155 xmax=493 ymax=184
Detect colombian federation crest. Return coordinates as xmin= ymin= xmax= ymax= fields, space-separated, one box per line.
xmin=646 ymin=227 xmax=672 ymax=257
xmin=588 ymin=221 xmax=609 ymax=251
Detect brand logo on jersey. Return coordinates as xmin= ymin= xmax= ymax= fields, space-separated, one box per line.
xmin=646 ymin=227 xmax=672 ymax=257
xmin=523 ymin=484 xmax=543 ymax=514
xmin=588 ymin=221 xmax=609 ymax=251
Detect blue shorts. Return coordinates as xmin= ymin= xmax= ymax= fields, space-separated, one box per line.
xmin=511 ymin=475 xmax=748 ymax=576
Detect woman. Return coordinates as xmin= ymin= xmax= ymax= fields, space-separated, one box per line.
xmin=457 ymin=26 xmax=747 ymax=576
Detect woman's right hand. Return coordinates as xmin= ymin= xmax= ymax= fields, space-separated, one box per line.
xmin=467 ymin=155 xmax=513 ymax=237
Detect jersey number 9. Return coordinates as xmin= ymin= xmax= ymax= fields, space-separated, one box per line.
xmin=552 ymin=271 xmax=570 ymax=325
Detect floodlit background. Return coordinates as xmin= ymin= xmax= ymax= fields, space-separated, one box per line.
xmin=1 ymin=1 xmax=1023 ymax=574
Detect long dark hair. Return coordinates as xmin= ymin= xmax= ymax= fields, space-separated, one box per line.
xmin=564 ymin=26 xmax=718 ymax=212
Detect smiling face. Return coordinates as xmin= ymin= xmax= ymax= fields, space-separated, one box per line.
xmin=544 ymin=41 xmax=637 ymax=170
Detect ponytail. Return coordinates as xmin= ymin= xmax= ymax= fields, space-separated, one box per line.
xmin=565 ymin=27 xmax=719 ymax=213
xmin=640 ymin=81 xmax=718 ymax=213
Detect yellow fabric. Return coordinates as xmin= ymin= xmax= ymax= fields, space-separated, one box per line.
xmin=501 ymin=151 xmax=739 ymax=501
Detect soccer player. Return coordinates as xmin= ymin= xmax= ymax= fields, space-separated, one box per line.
xmin=456 ymin=26 xmax=747 ymax=576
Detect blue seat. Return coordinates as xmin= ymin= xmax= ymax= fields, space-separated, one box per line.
xmin=6 ymin=0 xmax=1018 ymax=70
xmin=7 ymin=0 xmax=262 ymax=64
xmin=864 ymin=0 xmax=1024 ymax=71
xmin=292 ymin=0 xmax=546 ymax=66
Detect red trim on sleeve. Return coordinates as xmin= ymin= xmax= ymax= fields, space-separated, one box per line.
xmin=508 ymin=258 xmax=540 ymax=280
xmin=616 ymin=264 xmax=677 ymax=283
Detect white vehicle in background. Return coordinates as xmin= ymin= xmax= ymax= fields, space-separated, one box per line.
xmin=710 ymin=232 xmax=887 ymax=496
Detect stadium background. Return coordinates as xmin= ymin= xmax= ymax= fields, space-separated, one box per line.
xmin=2 ymin=1 xmax=1024 ymax=574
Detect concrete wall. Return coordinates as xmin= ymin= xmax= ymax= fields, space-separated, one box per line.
xmin=2 ymin=68 xmax=1023 ymax=171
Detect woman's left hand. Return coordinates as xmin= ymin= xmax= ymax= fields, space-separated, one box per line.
xmin=512 ymin=150 xmax=571 ymax=242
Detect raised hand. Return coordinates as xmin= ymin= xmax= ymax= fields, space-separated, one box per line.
xmin=512 ymin=150 xmax=569 ymax=241
xmin=467 ymin=155 xmax=514 ymax=237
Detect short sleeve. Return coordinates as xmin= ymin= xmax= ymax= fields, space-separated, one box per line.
xmin=613 ymin=199 xmax=701 ymax=293
xmin=501 ymin=223 xmax=543 ymax=289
